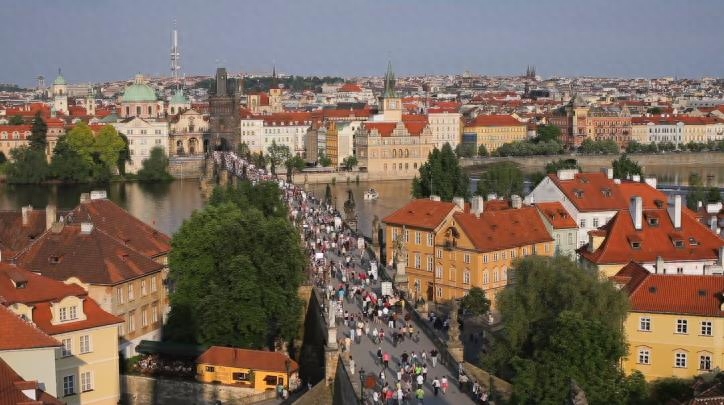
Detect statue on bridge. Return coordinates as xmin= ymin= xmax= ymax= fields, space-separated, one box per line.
xmin=343 ymin=189 xmax=357 ymax=229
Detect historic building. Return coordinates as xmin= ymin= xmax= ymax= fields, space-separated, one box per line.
xmin=51 ymin=71 xmax=68 ymax=115
xmin=462 ymin=114 xmax=526 ymax=153
xmin=111 ymin=116 xmax=169 ymax=174
xmin=548 ymin=95 xmax=632 ymax=149
xmin=169 ymin=108 xmax=206 ymax=156
xmin=208 ymin=68 xmax=242 ymax=151
xmin=428 ymin=109 xmax=462 ymax=150
xmin=118 ymin=74 xmax=163 ymax=119
xmin=532 ymin=202 xmax=579 ymax=259
xmin=240 ymin=112 xmax=313 ymax=156
xmin=196 ymin=346 xmax=299 ymax=392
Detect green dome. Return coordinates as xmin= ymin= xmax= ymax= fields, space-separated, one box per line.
xmin=169 ymin=89 xmax=189 ymax=104
xmin=122 ymin=74 xmax=158 ymax=103
xmin=53 ymin=74 xmax=66 ymax=85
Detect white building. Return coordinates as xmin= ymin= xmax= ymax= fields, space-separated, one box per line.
xmin=428 ymin=110 xmax=461 ymax=150
xmin=111 ymin=117 xmax=169 ymax=174
xmin=241 ymin=115 xmax=312 ymax=156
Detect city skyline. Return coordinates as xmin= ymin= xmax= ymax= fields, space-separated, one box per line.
xmin=2 ymin=0 xmax=724 ymax=86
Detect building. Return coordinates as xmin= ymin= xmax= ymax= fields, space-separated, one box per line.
xmin=383 ymin=196 xmax=554 ymax=305
xmin=208 ymin=68 xmax=242 ymax=151
xmin=169 ymin=108 xmax=206 ymax=156
xmin=615 ymin=262 xmax=724 ymax=380
xmin=548 ymin=95 xmax=631 ymax=149
xmin=428 ymin=109 xmax=462 ymax=150
xmin=52 ymin=71 xmax=68 ymax=116
xmin=462 ymin=114 xmax=526 ymax=153
xmin=240 ymin=113 xmax=313 ymax=156
xmin=196 ymin=346 xmax=299 ymax=392
xmin=111 ymin=116 xmax=169 ymax=174
xmin=0 ymin=357 xmax=63 ymax=405
xmin=118 ymin=74 xmax=163 ymax=119
xmin=630 ymin=115 xmax=724 ymax=146
xmin=167 ymin=89 xmax=191 ymax=116
xmin=0 ymin=263 xmax=122 ymax=404
xmin=533 ymin=202 xmax=579 ymax=259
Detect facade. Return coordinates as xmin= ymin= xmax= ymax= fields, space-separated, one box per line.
xmin=428 ymin=110 xmax=462 ymax=150
xmin=0 ymin=357 xmax=63 ymax=405
xmin=615 ymin=263 xmax=724 ymax=381
xmin=196 ymin=346 xmax=299 ymax=392
xmin=240 ymin=113 xmax=312 ymax=156
xmin=462 ymin=114 xmax=526 ymax=153
xmin=0 ymin=124 xmax=31 ymax=159
xmin=167 ymin=89 xmax=191 ymax=116
xmin=169 ymin=108 xmax=206 ymax=156
xmin=111 ymin=117 xmax=169 ymax=174
xmin=334 ymin=120 xmax=360 ymax=168
xmin=52 ymin=72 xmax=69 ymax=116
xmin=533 ymin=202 xmax=579 ymax=259
xmin=630 ymin=115 xmax=724 ymax=146
xmin=549 ymin=96 xmax=632 ymax=149
xmin=208 ymin=68 xmax=242 ymax=151
xmin=118 ymin=74 xmax=163 ymax=119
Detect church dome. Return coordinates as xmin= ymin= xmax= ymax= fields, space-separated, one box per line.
xmin=169 ymin=89 xmax=189 ymax=104
xmin=53 ymin=74 xmax=66 ymax=85
xmin=122 ymin=74 xmax=158 ymax=103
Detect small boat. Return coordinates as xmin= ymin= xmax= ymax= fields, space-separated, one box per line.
xmin=364 ymin=188 xmax=380 ymax=200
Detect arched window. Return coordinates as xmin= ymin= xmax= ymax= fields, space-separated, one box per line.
xmin=392 ymin=149 xmax=397 ymax=158
xmin=405 ymin=149 xmax=409 ymax=158
xmin=126 ymin=106 xmax=130 ymax=116
xmin=148 ymin=106 xmax=152 ymax=116
xmin=136 ymin=106 xmax=141 ymax=116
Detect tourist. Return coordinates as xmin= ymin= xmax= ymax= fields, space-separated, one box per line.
xmin=441 ymin=375 xmax=449 ymax=394
xmin=416 ymin=373 xmax=424 ymax=389
xmin=430 ymin=349 xmax=438 ymax=368
xmin=415 ymin=387 xmax=425 ymax=404
xmin=349 ymin=356 xmax=355 ymax=375
xmin=432 ymin=377 xmax=440 ymax=396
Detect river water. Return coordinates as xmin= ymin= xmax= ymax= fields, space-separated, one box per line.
xmin=0 ymin=164 xmax=721 ymax=238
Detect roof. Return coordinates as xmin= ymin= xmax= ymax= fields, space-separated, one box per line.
xmin=534 ymin=202 xmax=578 ymax=229
xmin=580 ymin=208 xmax=724 ymax=265
xmin=624 ymin=272 xmax=724 ymax=317
xmin=338 ymin=83 xmax=363 ymax=93
xmin=466 ymin=114 xmax=523 ymax=127
xmin=52 ymin=74 xmax=66 ymax=86
xmin=0 ymin=262 xmax=86 ymax=305
xmin=0 ymin=209 xmax=48 ymax=259
xmin=0 ymin=305 xmax=60 ymax=351
xmin=548 ymin=172 xmax=661 ymax=212
xmin=31 ymin=297 xmax=122 ymax=335
xmin=610 ymin=261 xmax=650 ymax=293
xmin=122 ymin=75 xmax=157 ymax=103
xmin=364 ymin=122 xmax=397 ymax=137
xmin=197 ymin=346 xmax=299 ymax=374
xmin=170 ymin=89 xmax=189 ymax=104
xmin=0 ymin=125 xmax=31 ymax=133
xmin=454 ymin=206 xmax=554 ymax=252
xmin=0 ymin=358 xmax=63 ymax=405
xmin=383 ymin=199 xmax=457 ymax=230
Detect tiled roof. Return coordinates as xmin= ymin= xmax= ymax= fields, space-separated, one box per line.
xmin=383 ymin=199 xmax=457 ymax=230
xmin=31 ymin=297 xmax=122 ymax=335
xmin=533 ymin=202 xmax=577 ymax=229
xmin=364 ymin=122 xmax=397 ymax=137
xmin=16 ymin=223 xmax=164 ymax=286
xmin=403 ymin=121 xmax=428 ymax=136
xmin=466 ymin=114 xmax=524 ymax=127
xmin=580 ymin=208 xmax=724 ymax=265
xmin=454 ymin=206 xmax=553 ymax=252
xmin=0 ymin=210 xmax=48 ymax=260
xmin=0 ymin=305 xmax=59 ymax=351
xmin=0 ymin=263 xmax=86 ymax=305
xmin=0 ymin=125 xmax=31 ymax=132
xmin=197 ymin=346 xmax=299 ymax=374
xmin=631 ymin=115 xmax=718 ymax=125
xmin=610 ymin=261 xmax=650 ymax=293
xmin=625 ymin=273 xmax=724 ymax=317
xmin=0 ymin=358 xmax=63 ymax=405
xmin=549 ymin=172 xmax=629 ymax=211
xmin=69 ymin=198 xmax=171 ymax=259
xmin=338 ymin=83 xmax=362 ymax=93
xmin=617 ymin=182 xmax=669 ymax=209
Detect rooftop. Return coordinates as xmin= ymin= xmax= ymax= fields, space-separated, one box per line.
xmin=197 ymin=346 xmax=299 ymax=374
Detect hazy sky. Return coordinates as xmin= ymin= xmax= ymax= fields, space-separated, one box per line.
xmin=2 ymin=0 xmax=724 ymax=86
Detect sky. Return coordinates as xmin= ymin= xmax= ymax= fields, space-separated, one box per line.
xmin=2 ymin=0 xmax=724 ymax=86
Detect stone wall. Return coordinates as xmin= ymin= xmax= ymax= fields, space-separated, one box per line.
xmin=332 ymin=355 xmax=358 ymax=405
xmin=292 ymin=171 xmax=368 ymax=185
xmin=169 ymin=156 xmax=205 ymax=179
xmin=120 ymin=374 xmax=276 ymax=405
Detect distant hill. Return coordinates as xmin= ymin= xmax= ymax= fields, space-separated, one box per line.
xmin=0 ymin=83 xmax=29 ymax=92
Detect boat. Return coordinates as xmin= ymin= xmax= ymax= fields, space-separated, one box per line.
xmin=364 ymin=188 xmax=380 ymax=200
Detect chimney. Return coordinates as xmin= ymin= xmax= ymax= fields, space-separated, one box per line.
xmin=656 ymin=256 xmax=664 ymax=274
xmin=668 ymin=195 xmax=682 ymax=229
xmin=632 ymin=174 xmax=641 ymax=182
xmin=511 ymin=195 xmax=523 ymax=209
xmin=644 ymin=177 xmax=657 ymax=189
xmin=471 ymin=196 xmax=484 ymax=218
xmin=79 ymin=193 xmax=90 ymax=204
xmin=452 ymin=197 xmax=465 ymax=211
xmin=600 ymin=167 xmax=613 ymax=179
xmin=487 ymin=193 xmax=497 ymax=201
xmin=630 ymin=196 xmax=643 ymax=230
xmin=710 ymin=217 xmax=718 ymax=233
xmin=21 ymin=205 xmax=32 ymax=226
xmin=429 ymin=195 xmax=441 ymax=202
xmin=90 ymin=190 xmax=107 ymax=200
xmin=80 ymin=222 xmax=94 ymax=234
xmin=557 ymin=168 xmax=579 ymax=181
xmin=45 ymin=204 xmax=56 ymax=231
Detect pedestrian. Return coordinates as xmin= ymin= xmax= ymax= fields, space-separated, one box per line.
xmin=430 ymin=349 xmax=438 ymax=368
xmin=421 ymin=350 xmax=427 ymax=364
xmin=422 ymin=365 xmax=428 ymax=382
xmin=372 ymin=328 xmax=379 ymax=344
xmin=372 ymin=390 xmax=380 ymax=404
xmin=350 ymin=328 xmax=356 ymax=344
xmin=432 ymin=377 xmax=440 ymax=396
xmin=416 ymin=373 xmax=424 ymax=389
xmin=415 ymin=387 xmax=425 ymax=404
xmin=349 ymin=356 xmax=355 ymax=375
xmin=383 ymin=352 xmax=391 ymax=369
xmin=441 ymin=376 xmax=449 ymax=395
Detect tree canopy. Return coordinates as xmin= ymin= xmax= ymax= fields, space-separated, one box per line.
xmin=412 ymin=143 xmax=470 ymax=201
xmin=687 ymin=172 xmax=722 ymax=210
xmin=29 ymin=112 xmax=47 ymax=152
xmin=5 ymin=146 xmax=48 ymax=184
xmin=342 ymin=155 xmax=358 ymax=171
xmin=485 ymin=256 xmax=632 ymax=404
xmin=544 ymin=158 xmax=580 ymax=174
xmin=137 ymin=146 xmax=173 ymax=182
xmin=94 ymin=125 xmax=125 ymax=172
xmin=50 ymin=135 xmax=94 ymax=182
xmin=455 ymin=143 xmax=476 ymax=158
xmin=578 ymin=139 xmax=620 ymax=154
xmin=267 ymin=141 xmax=291 ymax=175
xmin=165 ymin=182 xmax=304 ymax=349
xmin=535 ymin=125 xmax=562 ymax=143
xmin=475 ymin=161 xmax=524 ymax=199
xmin=460 ymin=287 xmax=490 ymax=317
xmin=612 ymin=154 xmax=643 ymax=179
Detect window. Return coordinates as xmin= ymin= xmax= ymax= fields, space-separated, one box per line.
xmin=677 ymin=267 xmax=684 ymax=274
xmin=493 ymin=253 xmax=499 ymax=261
xmin=79 ymin=335 xmax=91 ymax=354
xmin=483 ymin=254 xmax=489 ymax=263
xmin=69 ymin=306 xmax=77 ymax=320
xmin=427 ymin=256 xmax=433 ymax=272
xmin=414 ymin=253 xmax=421 ymax=269
xmin=206 ymin=366 xmax=215 ymax=372
xmin=128 ymin=311 xmax=135 ymax=332
xmin=61 ymin=338 xmax=72 ymax=357
xmin=640 ymin=317 xmax=651 ymax=331
xmin=117 ymin=287 xmax=124 ymax=304
xmin=63 ymin=375 xmax=75 ymax=396
xmin=675 ymin=352 xmax=687 ymax=368
xmin=449 ymin=269 xmax=456 ymax=281
xmin=483 ymin=271 xmax=489 ymax=284
xmin=700 ymin=354 xmax=712 ymax=370
xmin=141 ymin=280 xmax=147 ymax=296
xmin=427 ymin=233 xmax=434 ymax=246
xmin=151 ymin=277 xmax=157 ymax=292
xmin=59 ymin=307 xmax=67 ymax=322
xmin=152 ymin=304 xmax=159 ymax=323
xmin=435 ymin=266 xmax=443 ymax=279
xmin=638 ymin=348 xmax=650 ymax=365
xmin=493 ymin=270 xmax=499 ymax=282
xmin=128 ymin=283 xmax=134 ymax=301
xmin=580 ymin=219 xmax=586 ymax=228
xmin=464 ymin=254 xmax=471 ymax=264
xmin=404 ymin=230 xmax=409 ymax=243
xmin=463 ymin=271 xmax=471 ymax=284
xmin=593 ymin=217 xmax=599 ymax=227
xmin=701 ymin=321 xmax=713 ymax=336
xmin=436 ymin=249 xmax=442 ymax=259
xmin=567 ymin=233 xmax=573 ymax=245
xmin=232 ymin=372 xmax=250 ymax=381
xmin=415 ymin=232 xmax=421 ymax=245
xmin=142 ymin=308 xmax=148 ymax=327
xmin=80 ymin=371 xmax=93 ymax=392
xmin=436 ymin=287 xmax=442 ymax=298
xmin=676 ymin=319 xmax=688 ymax=334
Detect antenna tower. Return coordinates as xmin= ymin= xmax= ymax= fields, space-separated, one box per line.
xmin=170 ymin=20 xmax=181 ymax=83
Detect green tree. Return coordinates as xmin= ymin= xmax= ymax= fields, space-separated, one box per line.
xmin=8 ymin=115 xmax=23 ymax=125
xmin=267 ymin=141 xmax=291 ymax=175
xmin=0 ymin=151 xmax=6 ymax=165
xmin=535 ymin=125 xmax=562 ymax=143
xmin=116 ymin=133 xmax=130 ymax=175
xmin=342 ymin=155 xmax=358 ymax=171
xmin=460 ymin=287 xmax=490 ymax=316
xmin=285 ymin=155 xmax=306 ymax=182
xmin=29 ymin=112 xmax=48 ymax=152
xmin=50 ymin=135 xmax=94 ymax=182
xmin=455 ymin=143 xmax=476 ymax=158
xmin=65 ymin=122 xmax=96 ymax=165
xmin=318 ymin=153 xmax=332 ymax=167
xmin=412 ymin=143 xmax=470 ymax=201
xmin=646 ymin=106 xmax=663 ymax=115
xmin=237 ymin=142 xmax=250 ymax=157
xmin=544 ymin=158 xmax=579 ymax=174
xmin=93 ymin=125 xmax=125 ymax=173
xmin=477 ymin=144 xmax=489 ymax=157
xmin=612 ymin=154 xmax=643 ymax=179
xmin=475 ymin=161 xmax=524 ymax=199
xmin=6 ymin=146 xmax=49 ymax=184
xmin=486 ymin=256 xmax=629 ymax=404
xmin=137 ymin=146 xmax=173 ymax=182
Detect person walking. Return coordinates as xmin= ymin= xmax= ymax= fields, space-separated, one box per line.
xmin=383 ymin=351 xmax=391 ymax=369
xmin=416 ymin=373 xmax=424 ymax=389
xmin=430 ymin=349 xmax=438 ymax=368
xmin=415 ymin=387 xmax=425 ymax=404
xmin=432 ymin=377 xmax=440 ymax=396
xmin=441 ymin=376 xmax=449 ymax=395
xmin=349 ymin=356 xmax=355 ymax=375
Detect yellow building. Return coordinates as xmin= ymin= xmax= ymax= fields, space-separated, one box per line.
xmin=614 ymin=263 xmax=724 ymax=381
xmin=196 ymin=346 xmax=299 ymax=392
xmin=463 ymin=114 xmax=527 ymax=153
xmin=384 ymin=196 xmax=554 ymax=305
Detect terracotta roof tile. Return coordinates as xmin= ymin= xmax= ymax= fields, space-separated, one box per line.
xmin=0 ymin=305 xmax=60 ymax=351
xmin=338 ymin=83 xmax=363 ymax=93
xmin=363 ymin=122 xmax=397 ymax=137
xmin=0 ymin=210 xmax=48 ymax=260
xmin=466 ymin=114 xmax=524 ymax=127
xmin=31 ymin=298 xmax=122 ymax=335
xmin=197 ymin=346 xmax=299 ymax=374
xmin=0 ymin=358 xmax=63 ymax=405
xmin=0 ymin=263 xmax=85 ymax=304
xmin=383 ymin=200 xmax=457 ymax=230
xmin=533 ymin=202 xmax=577 ymax=229
xmin=610 ymin=261 xmax=650 ymax=293
xmin=454 ymin=206 xmax=553 ymax=252
xmin=625 ymin=273 xmax=724 ymax=317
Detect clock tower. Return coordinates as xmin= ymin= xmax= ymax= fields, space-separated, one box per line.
xmin=381 ymin=61 xmax=402 ymax=122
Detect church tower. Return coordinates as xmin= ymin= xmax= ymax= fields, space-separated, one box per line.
xmin=52 ymin=69 xmax=68 ymax=115
xmin=382 ymin=61 xmax=402 ymax=122
xmin=85 ymin=85 xmax=96 ymax=116
xmin=269 ymin=64 xmax=283 ymax=113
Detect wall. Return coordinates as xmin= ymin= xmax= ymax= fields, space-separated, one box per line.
xmin=292 ymin=171 xmax=368 ymax=185
xmin=169 ymin=156 xmax=205 ymax=179
xmin=0 ymin=347 xmax=58 ymax=397
xmin=332 ymin=355 xmax=358 ymax=405
xmin=121 ymin=374 xmax=276 ymax=405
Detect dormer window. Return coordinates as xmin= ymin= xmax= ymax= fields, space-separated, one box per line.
xmin=648 ymin=217 xmax=659 ymax=226
xmin=49 ymin=255 xmax=61 ymax=264
xmin=601 ymin=188 xmax=612 ymax=197
xmin=574 ymin=189 xmax=584 ymax=198
xmin=631 ymin=241 xmax=641 ymax=249
xmin=15 ymin=281 xmax=27 ymax=289
xmin=689 ymin=237 xmax=699 ymax=246
xmin=674 ymin=240 xmax=684 ymax=248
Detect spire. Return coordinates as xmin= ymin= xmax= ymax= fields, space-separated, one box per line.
xmin=383 ymin=60 xmax=397 ymax=98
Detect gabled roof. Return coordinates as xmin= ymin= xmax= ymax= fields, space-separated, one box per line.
xmin=0 ymin=358 xmax=63 ymax=405
xmin=197 ymin=346 xmax=299 ymax=374
xmin=454 ymin=206 xmax=553 ymax=252
xmin=624 ymin=272 xmax=724 ymax=317
xmin=610 ymin=261 xmax=650 ymax=293
xmin=0 ymin=210 xmax=48 ymax=260
xmin=533 ymin=202 xmax=577 ymax=229
xmin=338 ymin=83 xmax=363 ymax=93
xmin=383 ymin=199 xmax=457 ymax=230
xmin=549 ymin=172 xmax=629 ymax=212
xmin=0 ymin=305 xmax=59 ymax=351
xmin=364 ymin=122 xmax=397 ymax=137
xmin=466 ymin=114 xmax=523 ymax=127
xmin=0 ymin=263 xmax=86 ymax=305
xmin=31 ymin=297 xmax=122 ymax=335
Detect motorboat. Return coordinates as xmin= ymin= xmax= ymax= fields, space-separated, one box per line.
xmin=364 ymin=188 xmax=380 ymax=200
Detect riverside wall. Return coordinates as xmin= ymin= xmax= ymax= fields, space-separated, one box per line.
xmin=120 ymin=374 xmax=275 ymax=405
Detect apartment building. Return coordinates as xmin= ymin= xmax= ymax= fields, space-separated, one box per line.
xmin=462 ymin=114 xmax=526 ymax=153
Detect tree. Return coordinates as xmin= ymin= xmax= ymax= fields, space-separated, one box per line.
xmin=8 ymin=115 xmax=23 ymax=125
xmin=455 ymin=143 xmax=476 ymax=158
xmin=6 ymin=146 xmax=49 ymax=184
xmin=460 ymin=287 xmax=490 ymax=317
xmin=50 ymin=135 xmax=94 ymax=182
xmin=116 ymin=133 xmax=130 ymax=175
xmin=0 ymin=151 xmax=6 ymax=165
xmin=535 ymin=125 xmax=562 ymax=143
xmin=579 ymin=138 xmax=619 ymax=154
xmin=137 ymin=146 xmax=173 ymax=182
xmin=412 ymin=143 xmax=470 ymax=201
xmin=485 ymin=256 xmax=629 ymax=404
xmin=318 ymin=153 xmax=332 ymax=167
xmin=267 ymin=141 xmax=291 ymax=175
xmin=29 ymin=112 xmax=47 ymax=152
xmin=544 ymin=158 xmax=579 ymax=174
xmin=477 ymin=144 xmax=489 ymax=157
xmin=285 ymin=155 xmax=305 ymax=182
xmin=342 ymin=155 xmax=358 ymax=171
xmin=647 ymin=106 xmax=663 ymax=115
xmin=93 ymin=125 xmax=125 ymax=173
xmin=237 ymin=142 xmax=250 ymax=157
xmin=475 ymin=161 xmax=524 ymax=199
xmin=612 ymin=154 xmax=643 ymax=179
xmin=65 ymin=122 xmax=96 ymax=165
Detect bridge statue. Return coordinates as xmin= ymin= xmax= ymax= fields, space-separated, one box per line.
xmin=343 ymin=189 xmax=357 ymax=230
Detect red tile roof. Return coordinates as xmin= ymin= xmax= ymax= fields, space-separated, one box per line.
xmin=534 ymin=202 xmax=578 ymax=229
xmin=625 ymin=272 xmax=724 ymax=317
xmin=0 ymin=305 xmax=59 ymax=351
xmin=31 ymin=297 xmax=122 ymax=335
xmin=364 ymin=122 xmax=397 ymax=137
xmin=197 ymin=346 xmax=299 ymax=374
xmin=0 ymin=210 xmax=48 ymax=260
xmin=0 ymin=358 xmax=63 ymax=405
xmin=403 ymin=121 xmax=428 ymax=136
xmin=610 ymin=261 xmax=650 ymax=293
xmin=383 ymin=199 xmax=457 ymax=230
xmin=454 ymin=206 xmax=553 ymax=252
xmin=0 ymin=125 xmax=31 ymax=133
xmin=631 ymin=115 xmax=718 ymax=125
xmin=549 ymin=172 xmax=634 ymax=212
xmin=338 ymin=83 xmax=363 ymax=93
xmin=0 ymin=263 xmax=86 ymax=305
xmin=466 ymin=114 xmax=524 ymax=127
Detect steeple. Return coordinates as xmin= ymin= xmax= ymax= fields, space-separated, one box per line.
xmin=383 ymin=60 xmax=397 ymax=98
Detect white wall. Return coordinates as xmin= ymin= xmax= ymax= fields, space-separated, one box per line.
xmin=0 ymin=347 xmax=58 ymax=397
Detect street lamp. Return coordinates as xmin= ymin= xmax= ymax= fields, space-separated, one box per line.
xmin=359 ymin=368 xmax=366 ymax=404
